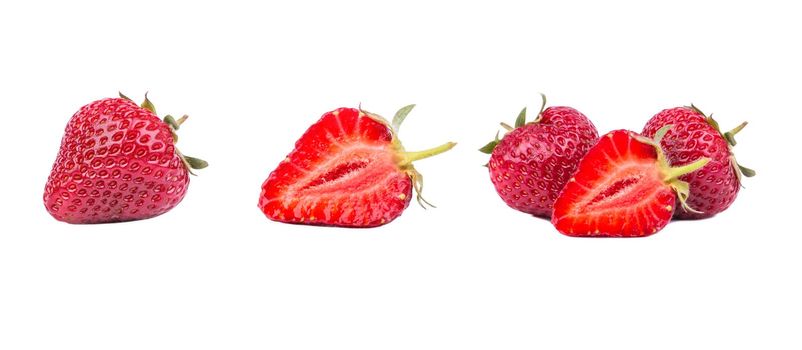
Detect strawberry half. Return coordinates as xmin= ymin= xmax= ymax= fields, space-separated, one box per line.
xmin=258 ymin=105 xmax=455 ymax=228
xmin=551 ymin=128 xmax=709 ymax=237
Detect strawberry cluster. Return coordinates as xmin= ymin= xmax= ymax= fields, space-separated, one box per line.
xmin=483 ymin=97 xmax=754 ymax=237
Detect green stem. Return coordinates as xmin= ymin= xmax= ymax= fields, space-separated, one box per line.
xmin=176 ymin=115 xmax=189 ymax=126
xmin=663 ymin=157 xmax=710 ymax=182
xmin=723 ymin=121 xmax=748 ymax=146
xmin=400 ymin=142 xmax=456 ymax=166
xmin=726 ymin=121 xmax=748 ymax=136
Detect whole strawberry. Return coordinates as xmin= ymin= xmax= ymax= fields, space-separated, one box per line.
xmin=258 ymin=105 xmax=455 ymax=228
xmin=44 ymin=93 xmax=207 ymax=224
xmin=480 ymin=95 xmax=599 ymax=217
xmin=642 ymin=105 xmax=754 ymax=219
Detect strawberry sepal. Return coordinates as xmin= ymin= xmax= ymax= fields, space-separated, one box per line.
xmin=121 ymin=92 xmax=207 ymax=176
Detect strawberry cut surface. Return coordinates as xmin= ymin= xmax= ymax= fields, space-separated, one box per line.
xmin=259 ymin=106 xmax=453 ymax=228
xmin=552 ymin=129 xmax=709 ymax=237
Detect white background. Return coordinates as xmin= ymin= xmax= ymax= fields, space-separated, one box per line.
xmin=1 ymin=1 xmax=799 ymax=349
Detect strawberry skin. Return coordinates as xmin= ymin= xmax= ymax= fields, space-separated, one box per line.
xmin=488 ymin=126 xmax=594 ymax=217
xmin=259 ymin=106 xmax=454 ymax=228
xmin=642 ymin=106 xmax=754 ymax=219
xmin=552 ymin=129 xmax=709 ymax=237
xmin=481 ymin=95 xmax=599 ymax=217
xmin=537 ymin=106 xmax=599 ymax=143
xmin=44 ymin=95 xmax=206 ymax=224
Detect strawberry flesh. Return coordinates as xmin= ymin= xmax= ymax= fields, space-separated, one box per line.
xmin=259 ymin=107 xmax=451 ymax=228
xmin=552 ymin=129 xmax=707 ymax=237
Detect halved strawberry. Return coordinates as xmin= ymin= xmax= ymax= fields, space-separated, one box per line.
xmin=258 ymin=105 xmax=455 ymax=228
xmin=551 ymin=128 xmax=709 ymax=237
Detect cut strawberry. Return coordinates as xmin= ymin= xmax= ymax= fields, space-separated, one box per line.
xmin=259 ymin=106 xmax=455 ymax=228
xmin=551 ymin=128 xmax=709 ymax=237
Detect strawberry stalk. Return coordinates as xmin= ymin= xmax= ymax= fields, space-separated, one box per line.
xmin=399 ymin=142 xmax=457 ymax=166
xmin=399 ymin=141 xmax=457 ymax=208
xmin=723 ymin=121 xmax=748 ymax=145
xmin=365 ymin=104 xmax=456 ymax=209
xmin=662 ymin=158 xmax=710 ymax=183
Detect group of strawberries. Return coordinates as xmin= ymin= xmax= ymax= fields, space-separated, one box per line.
xmin=482 ymin=95 xmax=754 ymax=237
xmin=44 ymin=93 xmax=752 ymax=237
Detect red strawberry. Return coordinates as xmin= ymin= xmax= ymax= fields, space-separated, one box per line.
xmin=552 ymin=129 xmax=710 ymax=237
xmin=258 ymin=105 xmax=455 ymax=228
xmin=44 ymin=93 xmax=207 ymax=224
xmin=480 ymin=95 xmax=599 ymax=217
xmin=642 ymin=105 xmax=754 ymax=219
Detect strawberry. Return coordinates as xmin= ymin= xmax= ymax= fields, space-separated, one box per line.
xmin=480 ymin=95 xmax=599 ymax=217
xmin=258 ymin=105 xmax=455 ymax=228
xmin=642 ymin=105 xmax=755 ymax=219
xmin=551 ymin=128 xmax=710 ymax=237
xmin=44 ymin=93 xmax=207 ymax=224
